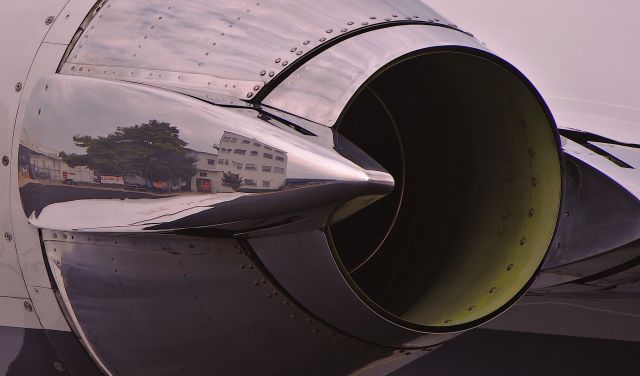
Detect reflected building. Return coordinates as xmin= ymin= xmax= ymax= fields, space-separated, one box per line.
xmin=217 ymin=131 xmax=287 ymax=191
xmin=189 ymin=150 xmax=222 ymax=193
xmin=19 ymin=129 xmax=97 ymax=186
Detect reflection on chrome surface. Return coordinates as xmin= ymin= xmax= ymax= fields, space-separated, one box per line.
xmin=19 ymin=75 xmax=392 ymax=233
xmin=61 ymin=0 xmax=447 ymax=101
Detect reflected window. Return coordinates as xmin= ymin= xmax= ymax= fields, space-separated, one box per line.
xmin=230 ymin=138 xmax=238 ymax=143
xmin=234 ymin=149 xmax=246 ymax=155
xmin=254 ymin=142 xmax=262 ymax=147
xmin=242 ymin=140 xmax=251 ymax=144
xmin=218 ymin=159 xmax=224 ymax=164
xmin=200 ymin=172 xmax=207 ymax=177
xmin=245 ymin=164 xmax=257 ymax=171
xmin=274 ymin=167 xmax=285 ymax=174
xmin=263 ymin=153 xmax=273 ymax=159
xmin=262 ymin=181 xmax=271 ymax=188
xmin=275 ymin=156 xmax=285 ymax=162
xmin=264 ymin=146 xmax=273 ymax=150
xmin=262 ymin=165 xmax=272 ymax=172
xmin=225 ymin=160 xmax=229 ymax=165
xmin=275 ymin=149 xmax=285 ymax=155
xmin=245 ymin=179 xmax=256 ymax=186
xmin=233 ymin=162 xmax=243 ymax=170
xmin=250 ymin=151 xmax=258 ymax=156
xmin=207 ymin=159 xmax=216 ymax=165
xmin=222 ymin=137 xmax=231 ymax=142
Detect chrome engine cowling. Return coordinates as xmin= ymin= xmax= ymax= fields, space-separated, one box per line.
xmin=14 ymin=0 xmax=562 ymax=375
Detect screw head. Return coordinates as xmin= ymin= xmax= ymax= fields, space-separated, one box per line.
xmin=45 ymin=16 xmax=55 ymax=25
xmin=2 ymin=156 xmax=9 ymax=166
xmin=53 ymin=360 xmax=65 ymax=372
xmin=15 ymin=82 xmax=22 ymax=92
xmin=24 ymin=301 xmax=33 ymax=312
xmin=4 ymin=233 xmax=12 ymax=242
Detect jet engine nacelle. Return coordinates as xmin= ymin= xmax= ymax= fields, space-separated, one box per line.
xmin=8 ymin=0 xmax=562 ymax=375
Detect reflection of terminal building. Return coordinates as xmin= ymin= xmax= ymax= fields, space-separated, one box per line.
xmin=188 ymin=150 xmax=223 ymax=193
xmin=217 ymin=131 xmax=287 ymax=191
xmin=19 ymin=129 xmax=96 ymax=185
xmin=19 ymin=127 xmax=287 ymax=194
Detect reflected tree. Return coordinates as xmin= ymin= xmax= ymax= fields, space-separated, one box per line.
xmin=60 ymin=120 xmax=196 ymax=181
xmin=222 ymin=171 xmax=243 ymax=191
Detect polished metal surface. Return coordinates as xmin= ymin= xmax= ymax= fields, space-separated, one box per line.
xmin=250 ymin=230 xmax=458 ymax=348
xmin=43 ymin=230 xmax=431 ymax=376
xmin=60 ymin=0 xmax=453 ymax=101
xmin=264 ymin=25 xmax=485 ymax=126
xmin=18 ymin=74 xmax=392 ymax=234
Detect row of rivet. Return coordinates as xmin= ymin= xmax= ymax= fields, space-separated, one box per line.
xmin=250 ymin=14 xmax=460 ymax=99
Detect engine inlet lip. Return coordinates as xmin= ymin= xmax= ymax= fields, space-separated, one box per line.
xmin=327 ymin=45 xmax=564 ymax=334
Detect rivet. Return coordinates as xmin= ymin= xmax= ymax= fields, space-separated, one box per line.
xmin=268 ymin=71 xmax=275 ymax=77
xmin=361 ymin=22 xmax=369 ymax=26
xmin=303 ymin=40 xmax=310 ymax=45
xmin=531 ymin=178 xmax=537 ymax=187
xmin=529 ymin=148 xmax=535 ymax=157
xmin=507 ymin=264 xmax=514 ymax=271
xmin=498 ymin=225 xmax=505 ymax=234
xmin=2 ymin=156 xmax=9 ymax=166
xmin=326 ymin=29 xmax=333 ymax=33
xmin=274 ymin=58 xmax=281 ymax=63
xmin=282 ymin=60 xmax=288 ymax=66
xmin=444 ymin=319 xmax=452 ymax=323
xmin=565 ymin=211 xmax=570 ymax=217
xmin=266 ymin=293 xmax=271 ymax=299
xmin=14 ymin=82 xmax=23 ymax=92
xmin=24 ymin=301 xmax=33 ymax=312
xmin=489 ymin=287 xmax=496 ymax=294
xmin=290 ymin=47 xmax=297 ymax=52
xmin=369 ymin=16 xmax=377 ymax=20
xmin=253 ymin=280 xmax=259 ymax=286
xmin=290 ymin=313 xmax=296 ymax=320
xmin=296 ymin=50 xmax=303 ymax=55
xmin=467 ymin=306 xmax=476 ymax=311
xmin=520 ymin=237 xmax=526 ymax=245
xmin=340 ymin=28 xmax=347 ymax=32
xmin=246 ymin=92 xmax=254 ymax=98
xmin=347 ymin=21 xmax=354 ymax=25
xmin=502 ymin=208 xmax=510 ymax=219
xmin=260 ymin=70 xmax=266 ymax=76
xmin=253 ymin=85 xmax=260 ymax=91
xmin=319 ymin=37 xmax=326 ymax=42
xmin=385 ymin=18 xmax=391 ymax=21
xmin=53 ymin=360 xmax=64 ymax=372
xmin=414 ymin=15 xmax=420 ymax=19
xmin=4 ymin=233 xmax=12 ymax=241
xmin=529 ymin=208 xmax=534 ymax=217
xmin=45 ymin=16 xmax=55 ymax=25
xmin=392 ymin=14 xmax=398 ymax=17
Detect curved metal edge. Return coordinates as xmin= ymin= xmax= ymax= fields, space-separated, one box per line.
xmin=262 ymin=25 xmax=487 ymax=127
xmin=251 ymin=21 xmax=474 ymax=103
xmin=324 ymin=46 xmax=565 ymax=334
xmin=248 ymin=230 xmax=459 ymax=348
